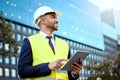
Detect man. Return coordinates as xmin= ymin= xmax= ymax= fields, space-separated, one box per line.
xmin=18 ymin=6 xmax=82 ymax=80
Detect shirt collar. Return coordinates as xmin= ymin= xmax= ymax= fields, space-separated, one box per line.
xmin=39 ymin=31 xmax=54 ymax=39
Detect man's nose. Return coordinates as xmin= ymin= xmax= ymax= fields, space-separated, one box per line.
xmin=55 ymin=19 xmax=58 ymax=24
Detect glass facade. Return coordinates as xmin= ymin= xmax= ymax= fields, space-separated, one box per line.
xmin=104 ymin=35 xmax=118 ymax=58
xmin=0 ymin=0 xmax=105 ymax=50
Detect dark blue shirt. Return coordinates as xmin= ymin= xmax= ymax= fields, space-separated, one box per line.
xmin=18 ymin=38 xmax=79 ymax=80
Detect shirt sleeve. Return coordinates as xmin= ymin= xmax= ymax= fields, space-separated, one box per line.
xmin=18 ymin=38 xmax=51 ymax=78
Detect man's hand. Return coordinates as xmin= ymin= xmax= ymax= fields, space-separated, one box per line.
xmin=71 ymin=59 xmax=82 ymax=75
xmin=48 ymin=59 xmax=67 ymax=70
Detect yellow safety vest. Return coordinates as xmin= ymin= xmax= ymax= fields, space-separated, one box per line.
xmin=28 ymin=33 xmax=69 ymax=80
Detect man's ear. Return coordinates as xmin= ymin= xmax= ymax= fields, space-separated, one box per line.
xmin=41 ymin=17 xmax=46 ymax=24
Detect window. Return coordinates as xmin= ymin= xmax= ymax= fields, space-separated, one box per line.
xmin=4 ymin=57 xmax=9 ymax=64
xmin=5 ymin=68 xmax=9 ymax=77
xmin=22 ymin=27 xmax=26 ymax=32
xmin=5 ymin=43 xmax=9 ymax=51
xmin=12 ymin=34 xmax=15 ymax=39
xmin=23 ymin=35 xmax=26 ymax=40
xmin=0 ymin=42 xmax=2 ymax=49
xmin=17 ymin=46 xmax=21 ymax=54
xmin=11 ymin=69 xmax=16 ymax=77
xmin=11 ymin=56 xmax=16 ymax=65
xmin=5 ymin=21 xmax=9 ymax=24
xmin=70 ymin=48 xmax=74 ymax=54
xmin=16 ymin=25 xmax=21 ymax=31
xmin=33 ymin=30 xmax=37 ymax=34
xmin=79 ymin=44 xmax=82 ymax=49
xmin=77 ymin=44 xmax=80 ymax=49
xmin=28 ymin=28 xmax=32 ymax=34
xmin=17 ymin=34 xmax=21 ymax=41
xmin=0 ymin=55 xmax=2 ymax=63
xmin=16 ymin=57 xmax=18 ymax=65
xmin=0 ymin=67 xmax=3 ymax=76
xmin=12 ymin=23 xmax=15 ymax=30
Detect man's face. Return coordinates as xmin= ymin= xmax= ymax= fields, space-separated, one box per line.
xmin=43 ymin=12 xmax=58 ymax=31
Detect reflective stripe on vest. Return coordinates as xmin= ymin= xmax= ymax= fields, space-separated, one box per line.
xmin=28 ymin=34 xmax=69 ymax=80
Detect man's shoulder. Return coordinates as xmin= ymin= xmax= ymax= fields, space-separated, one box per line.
xmin=28 ymin=33 xmax=40 ymax=39
xmin=55 ymin=36 xmax=68 ymax=44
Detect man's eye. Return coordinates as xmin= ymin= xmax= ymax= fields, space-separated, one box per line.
xmin=52 ymin=16 xmax=55 ymax=18
xmin=51 ymin=14 xmax=56 ymax=18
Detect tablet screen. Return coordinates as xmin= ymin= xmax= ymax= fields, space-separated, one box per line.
xmin=60 ymin=50 xmax=89 ymax=71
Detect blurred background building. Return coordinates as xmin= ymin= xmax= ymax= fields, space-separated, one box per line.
xmin=0 ymin=0 xmax=120 ymax=80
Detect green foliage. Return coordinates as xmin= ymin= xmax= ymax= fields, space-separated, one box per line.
xmin=115 ymin=51 xmax=120 ymax=64
xmin=84 ymin=51 xmax=120 ymax=80
xmin=87 ymin=75 xmax=119 ymax=80
xmin=0 ymin=16 xmax=19 ymax=57
xmin=113 ymin=51 xmax=120 ymax=78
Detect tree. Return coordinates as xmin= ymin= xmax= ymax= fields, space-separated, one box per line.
xmin=0 ymin=16 xmax=19 ymax=57
xmin=112 ymin=51 xmax=120 ymax=78
xmin=84 ymin=51 xmax=120 ymax=80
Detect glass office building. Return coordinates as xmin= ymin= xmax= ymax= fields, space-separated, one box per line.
xmin=0 ymin=0 xmax=119 ymax=80
xmin=0 ymin=0 xmax=105 ymax=50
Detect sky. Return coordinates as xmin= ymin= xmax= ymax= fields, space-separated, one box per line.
xmin=88 ymin=0 xmax=120 ymax=12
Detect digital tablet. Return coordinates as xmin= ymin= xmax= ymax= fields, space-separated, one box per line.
xmin=60 ymin=50 xmax=89 ymax=71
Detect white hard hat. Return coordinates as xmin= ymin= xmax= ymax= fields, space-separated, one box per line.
xmin=33 ymin=6 xmax=61 ymax=26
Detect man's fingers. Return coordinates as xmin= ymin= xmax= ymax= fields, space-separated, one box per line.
xmin=79 ymin=59 xmax=83 ymax=66
xmin=59 ymin=59 xmax=68 ymax=62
